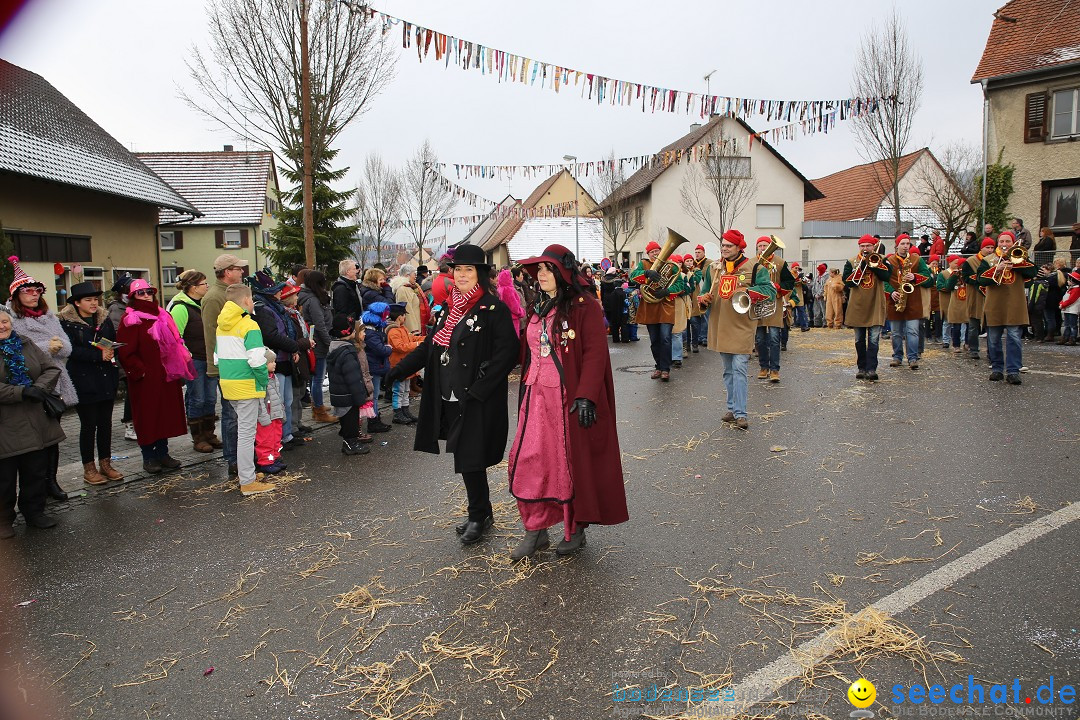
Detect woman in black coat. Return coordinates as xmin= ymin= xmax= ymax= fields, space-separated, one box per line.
xmin=386 ymin=245 xmax=520 ymax=544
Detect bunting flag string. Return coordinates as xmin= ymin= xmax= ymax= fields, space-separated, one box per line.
xmin=390 ymin=200 xmax=580 ymax=231
xmin=425 ymin=105 xmax=872 ymax=183
xmin=350 ymin=3 xmax=883 ymax=124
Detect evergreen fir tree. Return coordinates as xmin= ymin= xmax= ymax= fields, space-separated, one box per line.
xmin=266 ymin=140 xmax=358 ymax=278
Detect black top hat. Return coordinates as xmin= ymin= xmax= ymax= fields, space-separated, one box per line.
xmin=446 ymin=244 xmax=492 ymax=269
xmin=67 ymin=281 xmax=103 ymax=304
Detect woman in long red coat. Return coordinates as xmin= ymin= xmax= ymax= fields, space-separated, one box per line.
xmin=116 ymin=280 xmax=192 ymax=474
xmin=508 ymin=244 xmax=628 ymax=561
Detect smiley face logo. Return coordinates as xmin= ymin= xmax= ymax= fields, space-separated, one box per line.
xmin=848 ymin=678 xmax=876 ymax=709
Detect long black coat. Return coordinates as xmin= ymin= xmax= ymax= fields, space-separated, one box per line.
xmin=58 ymin=304 xmax=120 ymax=405
xmin=326 ymin=340 xmax=370 ymax=408
xmin=393 ymin=291 xmax=519 ymax=473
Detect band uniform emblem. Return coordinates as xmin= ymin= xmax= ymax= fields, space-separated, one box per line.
xmin=718 ymin=275 xmax=738 ymax=300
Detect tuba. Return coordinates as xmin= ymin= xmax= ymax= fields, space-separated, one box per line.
xmin=640 ymin=228 xmax=686 ymax=303
xmin=745 ymin=235 xmax=785 ymax=319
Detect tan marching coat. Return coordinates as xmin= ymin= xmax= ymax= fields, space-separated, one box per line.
xmin=705 ymin=258 xmax=758 ymax=354
xmin=945 ymin=270 xmax=969 ymax=324
xmin=981 ymin=264 xmax=1032 ymax=327
xmin=690 ymin=258 xmax=709 ymax=318
xmin=964 ymin=255 xmax=987 ymax=320
xmin=844 ymin=270 xmax=887 ymax=328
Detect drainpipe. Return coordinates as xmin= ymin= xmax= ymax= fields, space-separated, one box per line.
xmin=981 ymin=79 xmax=989 ymax=229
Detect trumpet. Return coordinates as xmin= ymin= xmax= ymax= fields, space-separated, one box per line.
xmin=850 ymin=252 xmax=883 ymax=284
xmin=991 ymin=245 xmax=1028 ymax=284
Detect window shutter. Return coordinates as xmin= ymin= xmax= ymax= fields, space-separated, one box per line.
xmin=1024 ymin=92 xmax=1048 ymax=143
xmin=177 ymin=266 xmax=184 ymax=274
xmin=215 ymin=229 xmax=224 ymax=248
xmin=240 ymin=229 xmax=250 ymax=248
xmin=174 ymin=231 xmax=184 ymax=250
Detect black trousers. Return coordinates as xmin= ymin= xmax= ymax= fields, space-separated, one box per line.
xmin=0 ymin=447 xmax=49 ymax=523
xmin=440 ymin=400 xmax=492 ymax=521
xmin=338 ymin=406 xmax=359 ymax=440
xmin=76 ymin=399 xmax=113 ymax=464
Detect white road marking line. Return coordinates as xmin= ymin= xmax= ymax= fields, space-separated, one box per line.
xmin=1025 ymin=369 xmax=1080 ymax=378
xmin=720 ymin=501 xmax=1080 ymax=717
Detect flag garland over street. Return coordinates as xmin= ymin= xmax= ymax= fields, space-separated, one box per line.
xmin=349 ymin=3 xmax=882 ymax=124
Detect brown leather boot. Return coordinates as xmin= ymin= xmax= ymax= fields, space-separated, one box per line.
xmin=83 ymin=462 xmax=108 ymax=486
xmin=189 ymin=419 xmax=214 ymax=453
xmin=312 ymin=406 xmax=339 ymax=423
xmin=98 ymin=458 xmax=124 ymax=481
xmin=202 ymin=415 xmax=224 ymax=449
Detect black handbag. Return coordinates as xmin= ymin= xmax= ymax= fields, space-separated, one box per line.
xmin=41 ymin=392 xmax=66 ymax=420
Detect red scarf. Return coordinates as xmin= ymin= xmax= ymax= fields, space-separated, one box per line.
xmin=19 ymin=305 xmax=47 ymax=318
xmin=433 ymin=283 xmax=483 ymax=347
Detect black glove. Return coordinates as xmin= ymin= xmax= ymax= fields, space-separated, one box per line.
xmin=573 ymin=398 xmax=596 ymax=428
xmin=643 ymin=269 xmax=661 ymax=282
xmin=22 ymin=386 xmax=47 ymax=403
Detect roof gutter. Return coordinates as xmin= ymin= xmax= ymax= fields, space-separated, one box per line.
xmin=972 ymin=60 xmax=1080 ymax=88
xmin=159 ymin=214 xmax=198 ymax=226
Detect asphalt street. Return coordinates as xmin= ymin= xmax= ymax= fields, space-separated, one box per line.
xmin=2 ymin=330 xmax=1078 ymax=720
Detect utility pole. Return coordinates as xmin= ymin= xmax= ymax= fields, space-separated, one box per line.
xmin=300 ymin=0 xmax=315 ymax=269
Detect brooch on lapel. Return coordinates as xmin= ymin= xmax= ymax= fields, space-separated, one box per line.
xmin=466 ymin=317 xmax=482 ymax=332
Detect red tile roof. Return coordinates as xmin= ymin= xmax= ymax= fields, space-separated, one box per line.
xmin=803 ymin=149 xmax=926 ymax=222
xmin=972 ymin=0 xmax=1080 ymax=82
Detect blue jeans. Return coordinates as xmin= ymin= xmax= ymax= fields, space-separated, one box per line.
xmin=627 ymin=323 xmax=639 ymax=341
xmin=1063 ymin=314 xmax=1078 ymax=341
xmin=891 ymin=319 xmax=920 ymax=363
xmin=277 ymin=372 xmax=294 ymax=442
xmin=671 ymin=328 xmax=683 ymax=362
xmin=967 ymin=317 xmax=981 ymax=356
xmin=854 ymin=326 xmax=881 ymax=372
xmin=986 ymin=325 xmax=1023 ymax=375
xmin=756 ymin=326 xmax=781 ymax=371
xmin=794 ymin=306 xmax=809 ymax=330
xmin=310 ymin=356 xmax=326 ymax=407
xmin=185 ymin=359 xmax=217 ymax=419
xmin=217 ymin=382 xmax=238 ymax=465
xmin=646 ymin=323 xmax=673 ymax=371
xmin=688 ymin=315 xmax=705 ymax=348
xmin=392 ymin=379 xmax=411 ymax=409
xmin=1044 ymin=307 xmax=1059 ymax=337
xmin=720 ymin=353 xmax=749 ymax=419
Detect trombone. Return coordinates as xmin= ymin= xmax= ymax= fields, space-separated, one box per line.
xmin=850 ymin=251 xmax=883 ymax=284
xmin=991 ymin=246 xmax=1028 ymax=284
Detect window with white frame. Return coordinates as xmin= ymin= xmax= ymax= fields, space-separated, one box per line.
xmin=1051 ymin=87 xmax=1079 ymax=139
xmin=622 ymin=211 xmax=631 ymax=233
xmin=78 ymin=266 xmax=104 ymax=292
xmin=756 ymin=204 xmax=784 ymax=228
xmin=635 ymin=206 xmax=644 ymax=230
xmin=262 ymin=230 xmax=270 ymax=247
xmin=159 ymin=231 xmax=175 ymax=250
xmin=223 ymin=229 xmax=242 ymax=249
xmin=162 ymin=266 xmax=180 ymax=286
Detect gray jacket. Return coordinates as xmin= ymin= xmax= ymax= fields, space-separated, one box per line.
xmin=258 ymin=372 xmax=285 ymax=426
xmin=0 ymin=336 xmax=66 ymax=460
xmin=5 ymin=301 xmax=79 ymax=406
xmin=297 ymin=288 xmax=332 ymax=357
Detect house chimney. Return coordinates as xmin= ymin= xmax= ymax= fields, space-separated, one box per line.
xmin=690 ymin=123 xmax=702 ymax=131
xmin=223 ymin=144 xmax=234 ymax=152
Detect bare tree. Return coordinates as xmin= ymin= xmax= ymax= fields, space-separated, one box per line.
xmin=401 ymin=141 xmax=456 ymax=259
xmin=592 ymin=151 xmax=642 ymax=263
xmin=182 ymin=0 xmax=395 ymax=175
xmin=355 ymin=153 xmax=403 ymax=267
xmin=916 ymin=142 xmax=979 ymax=244
xmin=851 ymin=9 xmax=924 ymax=235
xmin=680 ymin=129 xmax=758 ymax=242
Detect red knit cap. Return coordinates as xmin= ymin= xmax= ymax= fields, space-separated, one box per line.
xmin=998 ymin=230 xmax=1015 ymax=242
xmin=695 ymin=244 xmax=705 ymax=252
xmin=858 ymin=234 xmax=876 ymax=245
xmin=645 ymin=241 xmax=661 ymax=253
xmin=947 ymin=255 xmax=963 ymax=265
xmin=895 ymin=233 xmax=911 ymax=246
xmin=980 ymin=237 xmax=997 ymax=250
xmin=929 ymin=254 xmax=940 ymax=263
xmin=670 ymin=254 xmax=683 ymax=264
xmin=721 ymin=229 xmax=745 ymax=249
xmin=909 ymin=246 xmax=920 ymax=256
xmin=756 ymin=236 xmax=772 ymax=247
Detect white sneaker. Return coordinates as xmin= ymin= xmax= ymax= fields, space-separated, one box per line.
xmin=124 ymin=423 xmax=137 ymax=441
xmin=1019 ymin=366 xmax=1029 ymax=373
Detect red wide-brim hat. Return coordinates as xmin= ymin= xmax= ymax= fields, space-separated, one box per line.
xmin=517 ymin=244 xmax=579 ymax=285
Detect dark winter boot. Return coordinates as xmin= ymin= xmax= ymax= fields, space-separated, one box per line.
xmin=367 ymin=414 xmax=392 ymax=433
xmin=392 ymin=408 xmax=412 ymax=425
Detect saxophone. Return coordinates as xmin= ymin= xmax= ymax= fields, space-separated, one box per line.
xmin=894 ymin=253 xmax=915 ymax=313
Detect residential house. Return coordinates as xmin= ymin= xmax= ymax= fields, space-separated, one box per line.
xmin=598 ymin=114 xmax=822 ymax=269
xmin=460 ymin=170 xmax=600 ymax=266
xmin=136 ymin=149 xmax=280 ymax=301
xmin=802 ymin=148 xmax=956 ymax=260
xmin=972 ymin=0 xmax=1080 ymax=254
xmin=0 ymin=59 xmax=200 ymax=305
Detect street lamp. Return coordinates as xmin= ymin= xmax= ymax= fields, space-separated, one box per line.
xmin=563 ymin=154 xmax=580 ymax=261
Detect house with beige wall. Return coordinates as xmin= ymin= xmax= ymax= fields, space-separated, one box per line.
xmin=0 ymin=59 xmax=199 ymax=305
xmin=972 ymin=0 xmax=1080 ymax=257
xmin=136 ymin=149 xmax=280 ymax=302
xmin=598 ymin=114 xmax=822 ymax=269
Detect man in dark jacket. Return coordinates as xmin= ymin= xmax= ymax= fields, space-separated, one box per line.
xmin=251 ymin=271 xmax=311 ymax=450
xmin=331 ymin=259 xmax=364 ymax=322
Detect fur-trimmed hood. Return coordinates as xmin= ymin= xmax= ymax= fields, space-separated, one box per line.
xmin=58 ymin=302 xmax=108 ymax=327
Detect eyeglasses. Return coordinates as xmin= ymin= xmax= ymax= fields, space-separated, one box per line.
xmin=18 ymin=287 xmax=42 ymax=295
xmin=196 ymin=282 xmax=209 ymax=287
xmin=132 ymin=289 xmax=155 ymax=297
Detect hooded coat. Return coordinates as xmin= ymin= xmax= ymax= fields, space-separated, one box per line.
xmin=58 ymin=303 xmax=119 ymax=405
xmin=116 ymin=299 xmax=188 ymax=444
xmin=327 ymin=339 xmax=370 ymax=409
xmin=362 ymin=302 xmax=393 ymax=377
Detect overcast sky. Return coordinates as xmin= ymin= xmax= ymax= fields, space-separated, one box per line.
xmin=1 ymin=0 xmax=998 ymax=245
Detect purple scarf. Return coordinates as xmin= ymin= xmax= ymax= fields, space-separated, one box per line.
xmin=122 ymin=302 xmax=195 ymax=382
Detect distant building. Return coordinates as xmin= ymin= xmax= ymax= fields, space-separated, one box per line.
xmin=136 ymin=149 xmax=280 ymax=301
xmin=598 ymin=113 xmax=821 ymax=268
xmin=972 ymin=0 xmax=1080 ymax=254
xmin=0 ymin=59 xmax=199 ymax=305
xmin=802 ymin=148 xmax=957 ymax=261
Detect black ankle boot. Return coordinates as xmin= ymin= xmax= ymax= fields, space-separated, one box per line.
xmin=45 ymin=477 xmax=68 ymax=502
